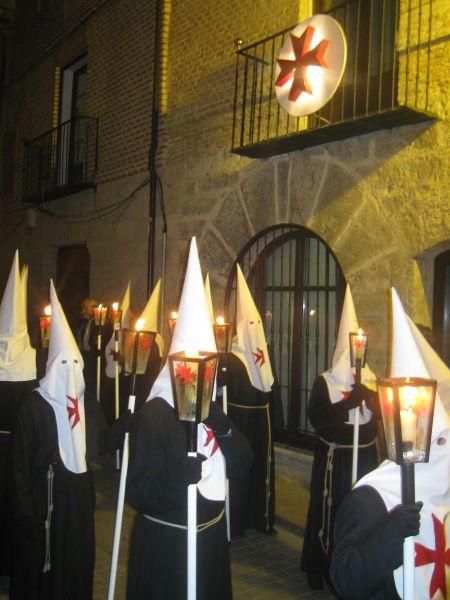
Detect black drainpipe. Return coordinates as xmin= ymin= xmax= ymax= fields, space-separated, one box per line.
xmin=147 ymin=0 xmax=164 ymax=297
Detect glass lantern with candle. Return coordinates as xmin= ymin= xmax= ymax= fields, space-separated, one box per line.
xmin=213 ymin=316 xmax=233 ymax=354
xmin=377 ymin=377 xmax=436 ymax=464
xmin=39 ymin=305 xmax=52 ymax=348
xmin=93 ymin=304 xmax=108 ymax=328
xmin=122 ymin=323 xmax=156 ymax=375
xmin=167 ymin=311 xmax=178 ymax=339
xmin=111 ymin=302 xmax=122 ymax=331
xmin=168 ymin=350 xmax=219 ymax=424
xmin=349 ymin=329 xmax=368 ymax=368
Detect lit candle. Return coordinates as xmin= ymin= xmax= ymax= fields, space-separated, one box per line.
xmin=112 ymin=302 xmax=119 ymax=311
xmin=216 ymin=316 xmax=225 ymax=325
xmin=44 ymin=305 xmax=52 ymax=317
xmin=135 ymin=318 xmax=146 ymax=331
xmin=171 ymin=311 xmax=178 ymax=320
xmin=399 ymin=383 xmax=419 ymax=443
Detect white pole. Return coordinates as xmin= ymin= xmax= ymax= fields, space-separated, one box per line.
xmin=403 ymin=536 xmax=415 ymax=600
xmin=222 ymin=384 xmax=231 ymax=541
xmin=351 ymin=408 xmax=360 ymax=486
xmin=187 ymin=452 xmax=197 ymax=600
xmin=96 ymin=333 xmax=101 ymax=402
xmin=107 ymin=394 xmax=136 ymax=600
xmin=114 ymin=335 xmax=120 ymax=470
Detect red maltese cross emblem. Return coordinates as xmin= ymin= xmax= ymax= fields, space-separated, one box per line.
xmin=415 ymin=513 xmax=450 ymax=599
xmin=203 ymin=425 xmax=218 ymax=457
xmin=275 ymin=26 xmax=329 ymax=101
xmin=253 ymin=348 xmax=265 ymax=367
xmin=66 ymin=395 xmax=80 ymax=429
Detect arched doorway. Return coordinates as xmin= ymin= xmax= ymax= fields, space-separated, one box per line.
xmin=225 ymin=224 xmax=346 ymax=449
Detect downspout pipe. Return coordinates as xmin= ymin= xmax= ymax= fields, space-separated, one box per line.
xmin=147 ymin=0 xmax=167 ymax=297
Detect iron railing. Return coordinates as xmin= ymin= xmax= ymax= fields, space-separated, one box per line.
xmin=231 ymin=0 xmax=433 ymax=157
xmin=23 ymin=116 xmax=98 ymax=203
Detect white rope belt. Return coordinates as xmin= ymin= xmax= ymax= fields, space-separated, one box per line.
xmin=318 ymin=436 xmax=376 ymax=555
xmin=143 ymin=508 xmax=225 ymax=533
xmin=228 ymin=402 xmax=269 ymax=410
xmin=43 ymin=464 xmax=54 ymax=573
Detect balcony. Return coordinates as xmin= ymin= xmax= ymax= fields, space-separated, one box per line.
xmin=23 ymin=116 xmax=98 ymax=203
xmin=231 ymin=0 xmax=436 ymax=158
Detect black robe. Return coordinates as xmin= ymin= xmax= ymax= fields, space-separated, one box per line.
xmin=9 ymin=390 xmax=125 ymax=600
xmin=0 ymin=379 xmax=36 ymax=576
xmin=330 ymin=485 xmax=402 ymax=600
xmin=126 ymin=397 xmax=253 ymax=600
xmin=300 ymin=376 xmax=379 ymax=583
xmin=218 ymin=353 xmax=275 ymax=536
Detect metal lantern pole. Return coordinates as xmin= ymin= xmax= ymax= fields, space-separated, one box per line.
xmin=108 ymin=320 xmax=153 ymax=600
xmin=402 ymin=462 xmax=415 ymax=600
xmin=349 ymin=329 xmax=368 ymax=485
xmin=112 ymin=303 xmax=122 ymax=470
xmin=377 ymin=377 xmax=436 ymax=600
xmin=168 ymin=350 xmax=218 ymax=600
xmin=213 ymin=316 xmax=233 ymax=541
xmin=186 ymin=420 xmax=198 ymax=600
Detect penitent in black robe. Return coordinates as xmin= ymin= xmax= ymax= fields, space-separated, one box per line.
xmin=9 ymin=390 xmax=124 ymax=600
xmin=300 ymin=376 xmax=379 ymax=584
xmin=330 ymin=485 xmax=402 ymax=600
xmin=126 ymin=397 xmax=253 ymax=600
xmin=0 ymin=380 xmax=36 ymax=576
xmin=218 ymin=353 xmax=275 ymax=536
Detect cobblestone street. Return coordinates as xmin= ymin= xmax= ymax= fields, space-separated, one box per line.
xmin=1 ymin=449 xmax=334 ymax=600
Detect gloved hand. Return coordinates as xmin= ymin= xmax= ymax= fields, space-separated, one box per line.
xmin=345 ymin=384 xmax=376 ymax=409
xmin=119 ymin=409 xmax=134 ymax=433
xmin=388 ymin=502 xmax=423 ymax=538
xmin=175 ymin=455 xmax=206 ymax=486
xmin=204 ymin=401 xmax=231 ymax=436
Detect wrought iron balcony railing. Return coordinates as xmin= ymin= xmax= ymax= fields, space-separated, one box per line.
xmin=231 ymin=0 xmax=435 ymax=158
xmin=23 ymin=116 xmax=98 ymax=203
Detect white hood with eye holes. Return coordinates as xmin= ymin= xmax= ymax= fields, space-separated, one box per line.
xmin=231 ymin=264 xmax=274 ymax=393
xmin=37 ymin=281 xmax=87 ymax=474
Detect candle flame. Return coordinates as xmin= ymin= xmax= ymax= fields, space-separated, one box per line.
xmin=112 ymin=302 xmax=119 ymax=311
xmin=216 ymin=316 xmax=225 ymax=325
xmin=44 ymin=305 xmax=52 ymax=316
xmin=171 ymin=311 xmax=178 ymax=320
xmin=135 ymin=318 xmax=145 ymax=331
xmin=357 ymin=328 xmax=364 ymax=338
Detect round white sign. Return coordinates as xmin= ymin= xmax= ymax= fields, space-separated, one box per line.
xmin=274 ymin=14 xmax=347 ymax=117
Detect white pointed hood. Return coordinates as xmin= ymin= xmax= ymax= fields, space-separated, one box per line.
xmin=231 ymin=264 xmax=274 ymax=393
xmin=20 ymin=264 xmax=28 ymax=322
xmin=204 ymin=273 xmax=214 ymax=323
xmin=139 ymin=278 xmax=164 ymax=357
xmin=322 ymin=284 xmax=376 ymax=425
xmin=0 ymin=251 xmax=36 ymax=382
xmin=149 ymin=237 xmax=226 ymax=501
xmin=105 ymin=282 xmax=131 ymax=378
xmin=356 ymin=288 xmax=450 ymax=600
xmin=37 ymin=280 xmax=86 ymax=473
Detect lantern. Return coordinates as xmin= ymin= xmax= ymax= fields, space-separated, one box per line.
xmin=39 ymin=304 xmax=52 ymax=348
xmin=168 ymin=349 xmax=218 ymax=451
xmin=111 ymin=302 xmax=122 ymax=331
xmin=122 ymin=319 xmax=156 ymax=376
xmin=93 ymin=304 xmax=108 ymax=328
xmin=349 ymin=328 xmax=368 ymax=370
xmin=167 ymin=311 xmax=178 ymax=338
xmin=377 ymin=377 xmax=436 ymax=465
xmin=212 ymin=316 xmax=233 ymax=354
